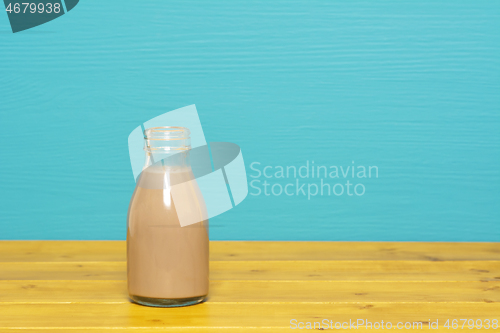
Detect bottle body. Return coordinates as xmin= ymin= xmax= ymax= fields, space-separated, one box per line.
xmin=127 ymin=127 xmax=209 ymax=307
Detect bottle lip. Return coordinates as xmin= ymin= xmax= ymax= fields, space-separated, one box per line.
xmin=143 ymin=126 xmax=191 ymax=141
xmin=143 ymin=126 xmax=191 ymax=152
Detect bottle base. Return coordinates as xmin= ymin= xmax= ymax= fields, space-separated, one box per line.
xmin=129 ymin=294 xmax=207 ymax=308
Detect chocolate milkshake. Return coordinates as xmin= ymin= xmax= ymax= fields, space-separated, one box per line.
xmin=127 ymin=127 xmax=209 ymax=307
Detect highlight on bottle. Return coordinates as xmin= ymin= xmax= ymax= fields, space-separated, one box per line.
xmin=143 ymin=126 xmax=191 ymax=152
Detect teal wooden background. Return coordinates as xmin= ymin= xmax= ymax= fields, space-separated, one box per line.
xmin=0 ymin=1 xmax=499 ymax=241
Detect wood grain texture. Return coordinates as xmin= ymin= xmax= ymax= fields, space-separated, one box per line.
xmin=1 ymin=241 xmax=499 ymax=262
xmin=0 ymin=328 xmax=492 ymax=333
xmin=0 ymin=280 xmax=499 ymax=303
xmin=0 ymin=1 xmax=499 ymax=242
xmin=1 ymin=261 xmax=499 ymax=281
xmin=0 ymin=241 xmax=498 ymax=330
xmin=0 ymin=303 xmax=498 ymax=328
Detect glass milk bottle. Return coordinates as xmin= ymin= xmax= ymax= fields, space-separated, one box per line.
xmin=127 ymin=126 xmax=209 ymax=307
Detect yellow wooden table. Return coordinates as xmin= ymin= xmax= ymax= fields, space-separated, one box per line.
xmin=0 ymin=241 xmax=498 ymax=331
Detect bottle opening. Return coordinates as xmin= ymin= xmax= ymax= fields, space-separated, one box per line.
xmin=144 ymin=126 xmax=191 ymax=152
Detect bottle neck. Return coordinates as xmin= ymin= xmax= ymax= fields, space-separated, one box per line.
xmin=142 ymin=126 xmax=191 ymax=169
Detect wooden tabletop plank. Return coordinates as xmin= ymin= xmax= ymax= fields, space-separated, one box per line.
xmin=1 ymin=261 xmax=498 ymax=281
xmin=0 ymin=323 xmax=492 ymax=333
xmin=211 ymin=241 xmax=500 ymax=262
xmin=0 ymin=303 xmax=498 ymax=328
xmin=0 ymin=241 xmax=498 ymax=262
xmin=0 ymin=280 xmax=498 ymax=303
xmin=0 ymin=241 xmax=126 ymax=262
xmin=0 ymin=329 xmax=492 ymax=333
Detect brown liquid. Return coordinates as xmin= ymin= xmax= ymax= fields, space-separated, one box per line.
xmin=127 ymin=166 xmax=209 ymax=302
